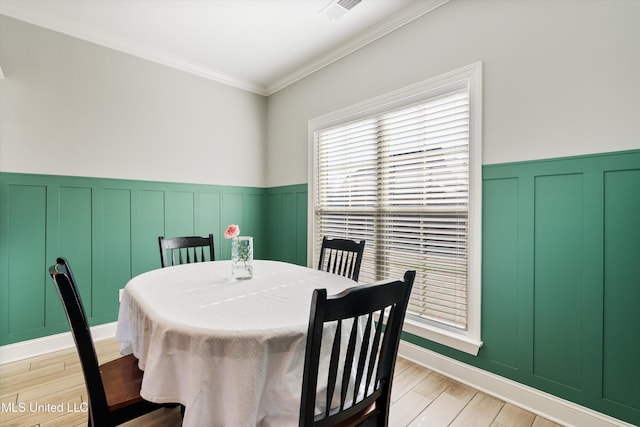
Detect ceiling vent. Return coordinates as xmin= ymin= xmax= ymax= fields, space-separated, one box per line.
xmin=320 ymin=0 xmax=362 ymax=20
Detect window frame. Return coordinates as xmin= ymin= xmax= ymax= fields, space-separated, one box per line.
xmin=308 ymin=62 xmax=483 ymax=355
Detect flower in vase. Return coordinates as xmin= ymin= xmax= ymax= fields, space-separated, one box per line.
xmin=224 ymin=224 xmax=240 ymax=239
xmin=225 ymin=223 xmax=250 ymax=262
xmin=225 ymin=224 xmax=253 ymax=279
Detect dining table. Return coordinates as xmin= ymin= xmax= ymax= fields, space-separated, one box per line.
xmin=115 ymin=259 xmax=359 ymax=427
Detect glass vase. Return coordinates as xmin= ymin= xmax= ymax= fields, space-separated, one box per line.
xmin=231 ymin=236 xmax=253 ymax=279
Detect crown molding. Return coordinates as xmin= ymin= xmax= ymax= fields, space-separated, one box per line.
xmin=0 ymin=0 xmax=449 ymax=97
xmin=264 ymin=0 xmax=450 ymax=95
xmin=0 ymin=0 xmax=268 ymax=95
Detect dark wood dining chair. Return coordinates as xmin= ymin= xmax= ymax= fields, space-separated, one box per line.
xmin=48 ymin=257 xmax=163 ymax=427
xmin=158 ymin=233 xmax=215 ymax=268
xmin=299 ymin=270 xmax=416 ymax=427
xmin=318 ymin=236 xmax=366 ymax=282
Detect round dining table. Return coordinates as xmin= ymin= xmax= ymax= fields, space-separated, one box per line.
xmin=115 ymin=260 xmax=358 ymax=427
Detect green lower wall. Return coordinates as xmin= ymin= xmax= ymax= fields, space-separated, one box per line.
xmin=2 ymin=149 xmax=639 ymax=424
xmin=403 ymin=149 xmax=640 ymax=425
xmin=0 ymin=174 xmax=307 ymax=346
xmin=265 ymin=184 xmax=309 ymax=266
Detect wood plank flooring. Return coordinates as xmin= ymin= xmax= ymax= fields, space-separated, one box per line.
xmin=0 ymin=339 xmax=564 ymax=426
xmin=389 ymin=357 xmax=563 ymax=427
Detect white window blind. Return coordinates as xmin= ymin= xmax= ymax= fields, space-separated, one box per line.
xmin=314 ymin=83 xmax=470 ymax=331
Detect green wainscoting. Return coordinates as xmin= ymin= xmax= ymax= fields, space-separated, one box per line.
xmin=1 ymin=150 xmax=638 ymax=424
xmin=0 ymin=173 xmax=307 ymax=346
xmin=403 ymin=149 xmax=640 ymax=425
xmin=265 ymin=184 xmax=309 ymax=266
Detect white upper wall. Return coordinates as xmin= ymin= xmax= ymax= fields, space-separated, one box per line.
xmin=2 ymin=1 xmax=639 ymax=189
xmin=266 ymin=0 xmax=640 ymax=187
xmin=0 ymin=15 xmax=267 ymax=187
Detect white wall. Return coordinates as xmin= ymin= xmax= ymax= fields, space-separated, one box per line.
xmin=0 ymin=15 xmax=267 ymax=187
xmin=266 ymin=0 xmax=640 ymax=187
xmin=2 ymin=1 xmax=639 ymax=189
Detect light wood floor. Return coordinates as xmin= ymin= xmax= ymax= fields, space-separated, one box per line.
xmin=0 ymin=339 xmax=564 ymax=427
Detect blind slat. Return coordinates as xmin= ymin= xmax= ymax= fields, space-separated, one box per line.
xmin=315 ymin=84 xmax=471 ymax=330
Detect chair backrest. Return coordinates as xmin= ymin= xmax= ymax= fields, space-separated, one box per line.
xmin=158 ymin=234 xmax=215 ymax=268
xmin=300 ymin=270 xmax=416 ymax=427
xmin=317 ymin=236 xmax=366 ymax=282
xmin=49 ymin=257 xmax=111 ymax=425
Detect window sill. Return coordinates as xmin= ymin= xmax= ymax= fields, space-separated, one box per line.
xmin=402 ymin=317 xmax=483 ymax=356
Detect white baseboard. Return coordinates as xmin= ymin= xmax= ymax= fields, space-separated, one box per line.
xmin=398 ymin=340 xmax=634 ymax=427
xmin=0 ymin=322 xmax=117 ymax=364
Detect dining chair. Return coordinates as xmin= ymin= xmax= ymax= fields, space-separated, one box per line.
xmin=318 ymin=236 xmax=366 ymax=282
xmin=48 ymin=257 xmax=163 ymax=427
xmin=158 ymin=233 xmax=215 ymax=268
xmin=299 ymin=270 xmax=416 ymax=427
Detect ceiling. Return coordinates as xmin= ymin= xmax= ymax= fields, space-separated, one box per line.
xmin=0 ymin=0 xmax=447 ymax=95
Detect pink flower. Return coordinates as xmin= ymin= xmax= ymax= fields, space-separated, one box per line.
xmin=224 ymin=224 xmax=240 ymax=239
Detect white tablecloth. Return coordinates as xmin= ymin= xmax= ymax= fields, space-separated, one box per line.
xmin=115 ymin=260 xmax=357 ymax=427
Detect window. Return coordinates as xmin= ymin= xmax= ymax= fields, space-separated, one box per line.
xmin=309 ymin=63 xmax=483 ymax=355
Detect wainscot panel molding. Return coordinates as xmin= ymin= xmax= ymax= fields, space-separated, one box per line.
xmin=0 ymin=173 xmax=267 ymax=346
xmin=265 ymin=184 xmax=308 ymax=266
xmin=402 ymin=149 xmax=640 ymax=426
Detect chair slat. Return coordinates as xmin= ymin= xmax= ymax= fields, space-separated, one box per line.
xmin=158 ymin=234 xmax=215 ymax=268
xmin=375 ymin=305 xmax=398 ymax=386
xmin=336 ymin=251 xmax=345 ymax=276
xmin=365 ymin=307 xmax=386 ymax=394
xmin=326 ymin=319 xmax=342 ymax=417
xmin=353 ymin=312 xmax=373 ymax=403
xmin=300 ymin=270 xmax=415 ymax=427
xmin=346 ymin=253 xmax=354 ymax=279
xmin=340 ymin=316 xmax=359 ymax=410
xmin=317 ymin=237 xmax=366 ymax=282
